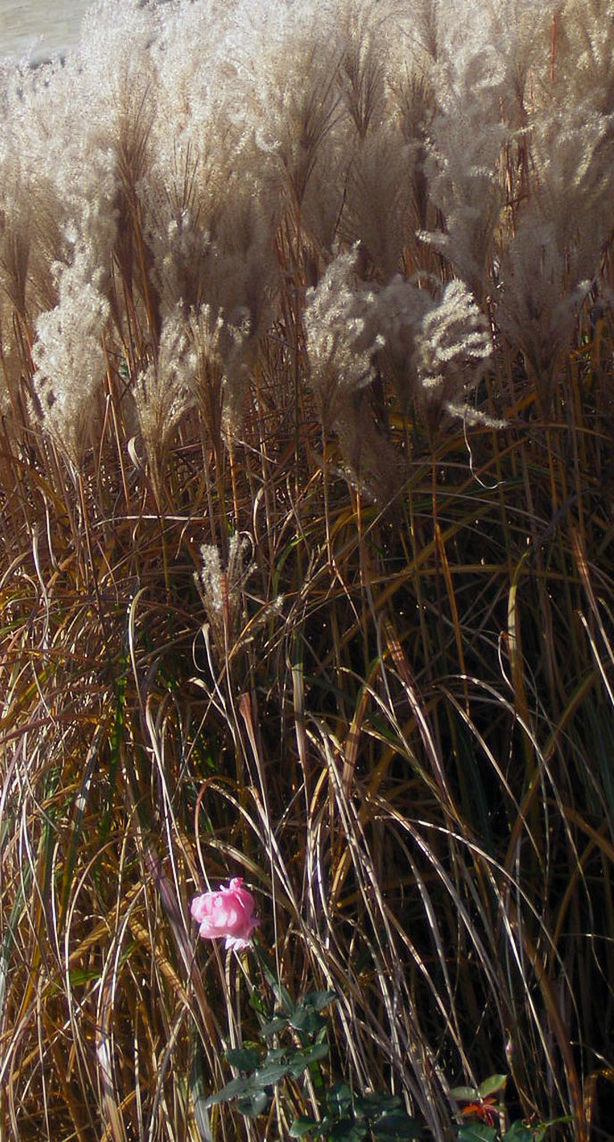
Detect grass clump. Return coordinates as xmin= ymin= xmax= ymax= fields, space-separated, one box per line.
xmin=0 ymin=0 xmax=613 ymax=1138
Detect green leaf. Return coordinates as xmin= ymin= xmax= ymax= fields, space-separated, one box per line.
xmin=251 ymin=1061 xmax=290 ymax=1088
xmin=224 ymin=1047 xmax=261 ymax=1072
xmin=288 ymin=1041 xmax=330 ymax=1078
xmin=457 ymin=1125 xmax=497 ymax=1142
xmin=263 ymin=1047 xmax=288 ymax=1064
xmin=477 ymin=1075 xmax=507 ymax=1099
xmin=328 ymin=1120 xmax=368 ymax=1141
xmin=302 ymin=989 xmax=337 ymax=1011
xmin=450 ymin=1086 xmax=480 ymax=1103
xmin=290 ymin=1117 xmax=320 ymax=1138
xmin=371 ymin=1111 xmax=422 ymax=1138
xmin=289 ymin=990 xmax=336 ymax=1033
xmin=502 ymin=1124 xmax=533 ymax=1141
xmin=249 ymin=944 xmax=295 ymax=1014
xmin=354 ymin=1093 xmax=403 ymax=1118
xmin=260 ymin=1015 xmax=289 ymax=1036
xmin=236 ymin=1089 xmax=270 ymax=1117
xmin=326 ymin=1082 xmax=354 ymax=1115
xmin=272 ymin=982 xmax=296 ymax=1015
xmin=289 ymin=1006 xmax=328 ymax=1034
xmin=248 ymin=989 xmax=267 ymax=1015
xmin=203 ymin=1075 xmax=249 ymax=1109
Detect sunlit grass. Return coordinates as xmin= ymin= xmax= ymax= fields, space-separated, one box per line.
xmin=2 ymin=372 xmax=612 ymax=1138
xmin=1 ymin=0 xmax=613 ymax=1138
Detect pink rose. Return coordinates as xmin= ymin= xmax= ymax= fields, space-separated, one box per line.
xmin=190 ymin=877 xmax=258 ymax=950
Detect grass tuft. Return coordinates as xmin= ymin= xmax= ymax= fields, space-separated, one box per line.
xmin=1 ymin=0 xmax=613 ymax=1138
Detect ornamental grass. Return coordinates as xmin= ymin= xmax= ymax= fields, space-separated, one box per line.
xmin=0 ymin=0 xmax=613 ymax=1138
